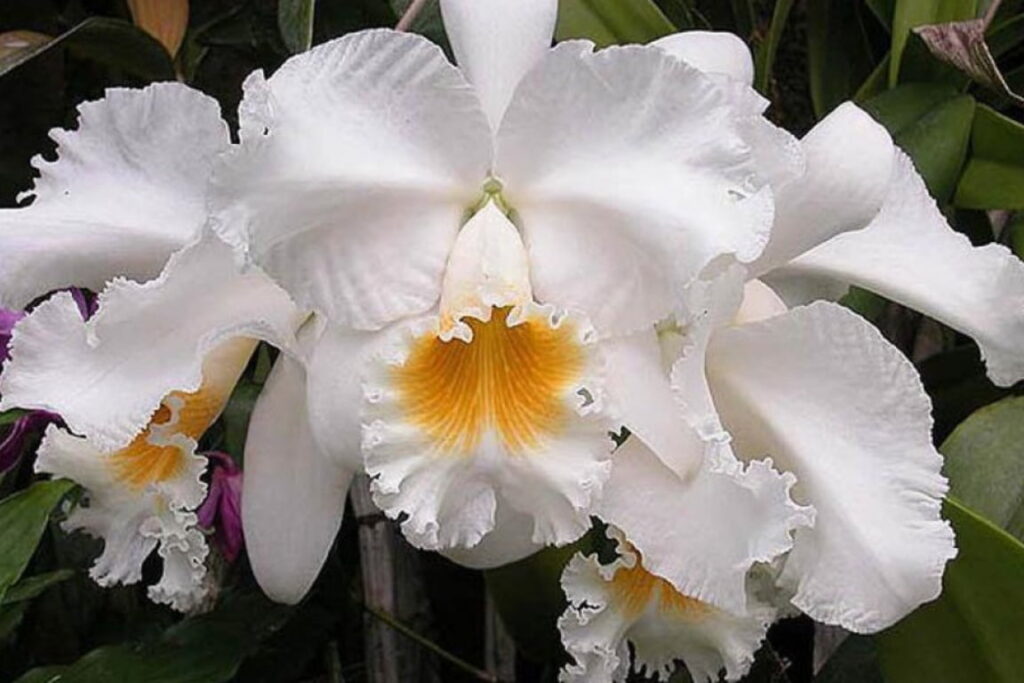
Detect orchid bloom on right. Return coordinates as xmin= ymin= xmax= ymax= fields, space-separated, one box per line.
xmin=556 ymin=29 xmax=1024 ymax=683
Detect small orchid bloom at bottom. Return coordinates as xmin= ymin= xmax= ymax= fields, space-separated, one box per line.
xmin=559 ymin=526 xmax=775 ymax=683
xmin=0 ymin=233 xmax=301 ymax=610
xmin=196 ymin=452 xmax=243 ymax=564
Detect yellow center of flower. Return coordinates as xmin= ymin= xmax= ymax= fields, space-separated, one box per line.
xmin=109 ymin=337 xmax=257 ymax=489
xmin=393 ymin=307 xmax=585 ymax=456
xmin=110 ymin=389 xmax=225 ymax=489
xmin=611 ymin=559 xmax=712 ymax=620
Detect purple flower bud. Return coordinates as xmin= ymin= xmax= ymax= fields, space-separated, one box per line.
xmin=197 ymin=452 xmax=244 ymax=563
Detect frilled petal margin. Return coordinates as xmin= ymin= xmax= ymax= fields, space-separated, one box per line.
xmin=36 ymin=425 xmax=210 ymax=611
xmin=209 ymin=29 xmax=492 ymax=330
xmin=496 ymin=40 xmax=777 ymax=336
xmin=559 ymin=528 xmax=774 ymax=683
xmin=598 ymin=438 xmax=812 ymax=616
xmin=0 ymin=83 xmax=228 ymax=309
xmin=0 ymin=233 xmax=302 ymax=451
xmin=764 ymin=151 xmax=1024 ymax=387
xmin=702 ymin=302 xmax=956 ymax=632
xmin=243 ymin=352 xmax=355 ymax=604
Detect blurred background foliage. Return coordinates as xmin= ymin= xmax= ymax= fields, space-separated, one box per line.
xmin=1 ymin=1 xmax=1024 ymax=682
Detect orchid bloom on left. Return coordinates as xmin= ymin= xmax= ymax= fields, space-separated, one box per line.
xmin=0 ymin=84 xmax=304 ymax=610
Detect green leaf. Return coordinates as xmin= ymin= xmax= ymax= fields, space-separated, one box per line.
xmin=955 ymin=104 xmax=1024 ymax=209
xmin=14 ymin=592 xmax=292 ymax=683
xmin=0 ymin=17 xmax=175 ymax=81
xmin=942 ymin=396 xmax=1024 ymax=542
xmin=876 ymin=499 xmax=1024 ymax=683
xmin=0 ymin=480 xmax=75 ymax=603
xmin=889 ymin=0 xmax=978 ymax=86
xmin=808 ymin=0 xmax=884 ymax=118
xmin=278 ymin=0 xmax=315 ymax=54
xmin=556 ymin=0 xmax=675 ymax=47
xmin=1 ymin=570 xmax=74 ymax=605
xmin=754 ymin=0 xmax=794 ymax=95
xmin=220 ymin=379 xmax=263 ymax=461
xmin=861 ymin=84 xmax=975 ymax=203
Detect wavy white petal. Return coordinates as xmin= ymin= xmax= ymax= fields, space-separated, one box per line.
xmin=496 ymin=41 xmax=777 ymax=335
xmin=210 ymin=30 xmax=492 ymax=329
xmin=559 ymin=531 xmax=773 ymax=683
xmin=598 ymin=438 xmax=812 ymax=616
xmin=764 ymin=151 xmax=1024 ymax=386
xmin=0 ymin=233 xmax=301 ymax=450
xmin=650 ymin=31 xmax=754 ymax=85
xmin=750 ymin=103 xmax=894 ymax=276
xmin=705 ymin=302 xmax=956 ymax=631
xmin=0 ymin=83 xmax=227 ymax=308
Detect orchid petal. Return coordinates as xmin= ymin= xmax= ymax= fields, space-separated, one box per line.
xmin=0 ymin=233 xmax=301 ymax=451
xmin=598 ymin=438 xmax=812 ymax=616
xmin=496 ymin=41 xmax=778 ymax=335
xmin=704 ymin=302 xmax=956 ymax=631
xmin=650 ymin=31 xmax=754 ymax=85
xmin=0 ymin=83 xmax=227 ymax=308
xmin=602 ymin=329 xmax=705 ymax=478
xmin=243 ymin=353 xmax=354 ymax=604
xmin=210 ymin=30 xmax=492 ymax=330
xmin=36 ymin=424 xmax=209 ymax=610
xmin=559 ymin=529 xmax=774 ymax=683
xmin=440 ymin=504 xmax=543 ymax=569
xmin=750 ymin=103 xmax=894 ymax=276
xmin=306 ymin=319 xmax=390 ymax=471
xmin=363 ymin=303 xmax=614 ymax=554
xmin=765 ymin=151 xmax=1024 ymax=386
xmin=440 ymin=0 xmax=557 ymax=131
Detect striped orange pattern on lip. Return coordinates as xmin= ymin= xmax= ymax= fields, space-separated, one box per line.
xmin=393 ymin=306 xmax=585 ymax=456
xmin=610 ymin=558 xmax=712 ymax=620
xmin=110 ymin=386 xmax=224 ymax=489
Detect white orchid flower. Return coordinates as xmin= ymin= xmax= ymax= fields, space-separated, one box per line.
xmin=559 ymin=526 xmax=775 ymax=683
xmin=563 ymin=29 xmax=1024 ymax=683
xmin=0 ymin=85 xmax=304 ymax=610
xmin=205 ymin=0 xmax=829 ymax=603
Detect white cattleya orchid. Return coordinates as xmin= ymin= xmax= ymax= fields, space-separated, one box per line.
xmin=563 ymin=29 xmax=1024 ymax=683
xmin=202 ymin=0 xmax=845 ymax=603
xmin=0 ymin=84 xmax=304 ymax=609
xmin=559 ymin=526 xmax=775 ymax=683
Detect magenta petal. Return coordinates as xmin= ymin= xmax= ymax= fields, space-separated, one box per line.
xmin=197 ymin=452 xmax=245 ymax=563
